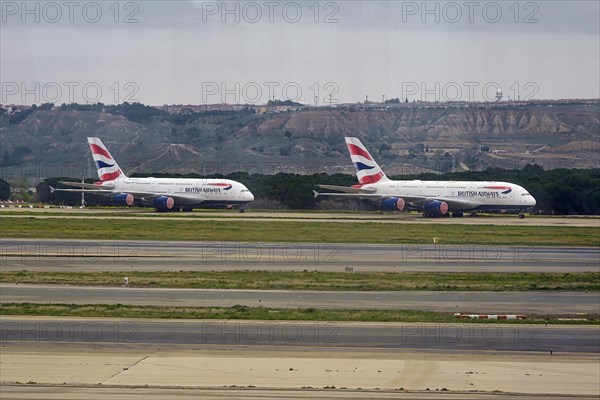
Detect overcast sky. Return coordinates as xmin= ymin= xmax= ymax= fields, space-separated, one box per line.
xmin=1 ymin=0 xmax=599 ymax=105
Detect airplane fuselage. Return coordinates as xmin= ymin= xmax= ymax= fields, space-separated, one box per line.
xmin=102 ymin=177 xmax=254 ymax=207
xmin=359 ymin=179 xmax=536 ymax=211
xmin=56 ymin=137 xmax=254 ymax=212
xmin=316 ymin=137 xmax=536 ymax=217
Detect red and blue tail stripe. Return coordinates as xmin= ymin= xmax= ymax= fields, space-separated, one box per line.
xmin=347 ymin=143 xmax=373 ymax=161
xmin=345 ymin=137 xmax=388 ymax=185
xmin=87 ymin=137 xmax=125 ymax=182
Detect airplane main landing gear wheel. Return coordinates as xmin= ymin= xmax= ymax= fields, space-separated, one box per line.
xmin=518 ymin=213 xmax=525 ymax=219
xmin=238 ymin=208 xmax=245 ymax=213
xmin=452 ymin=212 xmax=464 ymax=218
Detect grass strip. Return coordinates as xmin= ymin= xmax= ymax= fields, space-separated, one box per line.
xmin=1 ymin=217 xmax=598 ymax=246
xmin=2 ymin=209 xmax=393 ymax=218
xmin=0 ymin=210 xmax=556 ymax=219
xmin=0 ymin=303 xmax=596 ymax=324
xmin=2 ymin=271 xmax=599 ymax=291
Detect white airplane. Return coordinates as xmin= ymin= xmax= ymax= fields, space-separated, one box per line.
xmin=315 ymin=137 xmax=536 ymax=218
xmin=54 ymin=137 xmax=254 ymax=212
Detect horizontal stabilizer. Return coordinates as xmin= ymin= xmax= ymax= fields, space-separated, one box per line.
xmin=59 ymin=181 xmax=113 ymax=190
xmin=52 ymin=188 xmax=113 ymax=194
xmin=316 ymin=185 xmax=376 ymax=194
xmin=315 ymin=191 xmax=385 ymax=200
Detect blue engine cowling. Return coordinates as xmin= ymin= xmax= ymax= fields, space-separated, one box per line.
xmin=153 ymin=196 xmax=175 ymax=211
xmin=423 ymin=200 xmax=449 ymax=217
xmin=113 ymin=193 xmax=134 ymax=207
xmin=381 ymin=197 xmax=405 ymax=211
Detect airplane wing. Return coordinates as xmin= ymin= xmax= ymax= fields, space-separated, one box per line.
xmin=314 ymin=190 xmax=481 ymax=211
xmin=53 ymin=184 xmax=207 ymax=205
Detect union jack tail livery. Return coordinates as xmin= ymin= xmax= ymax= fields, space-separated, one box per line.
xmin=345 ymin=137 xmax=389 ymax=185
xmin=53 ymin=137 xmax=254 ymax=212
xmin=316 ymin=137 xmax=536 ymax=218
xmin=88 ymin=137 xmax=126 ymax=181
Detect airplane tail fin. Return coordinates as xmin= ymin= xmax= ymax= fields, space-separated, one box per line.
xmin=344 ymin=137 xmax=389 ymax=185
xmin=87 ymin=137 xmax=126 ymax=181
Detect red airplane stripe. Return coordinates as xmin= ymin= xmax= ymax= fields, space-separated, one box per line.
xmin=90 ymin=144 xmax=112 ymax=159
xmin=347 ymin=144 xmax=373 ymax=161
xmin=358 ymin=172 xmax=383 ymax=184
xmin=99 ymin=170 xmax=121 ymax=181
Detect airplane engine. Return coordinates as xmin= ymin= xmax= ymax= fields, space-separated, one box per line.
xmin=381 ymin=197 xmax=405 ymax=211
xmin=153 ymin=196 xmax=175 ymax=211
xmin=113 ymin=193 xmax=134 ymax=207
xmin=423 ymin=200 xmax=449 ymax=217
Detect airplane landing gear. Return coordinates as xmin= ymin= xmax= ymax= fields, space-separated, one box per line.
xmin=518 ymin=213 xmax=525 ymax=219
xmin=238 ymin=208 xmax=245 ymax=213
xmin=452 ymin=212 xmax=464 ymax=218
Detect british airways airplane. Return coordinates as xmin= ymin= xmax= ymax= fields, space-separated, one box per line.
xmin=315 ymin=137 xmax=536 ymax=218
xmin=54 ymin=137 xmax=254 ymax=212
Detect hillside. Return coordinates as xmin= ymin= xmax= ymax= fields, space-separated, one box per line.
xmin=1 ymin=102 xmax=598 ymax=180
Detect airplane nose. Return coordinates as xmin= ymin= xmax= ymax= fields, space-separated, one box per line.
xmin=529 ymin=196 xmax=536 ymax=207
xmin=246 ymin=191 xmax=254 ymax=202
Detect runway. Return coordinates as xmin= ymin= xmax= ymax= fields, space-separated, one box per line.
xmin=2 ymin=283 xmax=598 ymax=315
xmin=3 ymin=208 xmax=600 ymax=227
xmin=1 ymin=317 xmax=598 ymax=353
xmin=2 ymin=216 xmax=598 ymax=398
xmin=2 ymin=239 xmax=598 ymax=272
xmin=1 ymin=318 xmax=599 ymax=398
xmin=9 ymin=386 xmax=580 ymax=400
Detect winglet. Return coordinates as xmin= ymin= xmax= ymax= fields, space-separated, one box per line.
xmin=313 ymin=190 xmax=320 ymax=198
